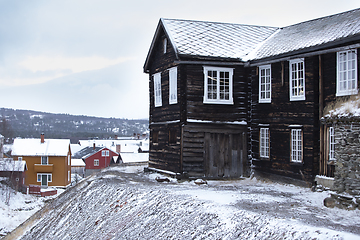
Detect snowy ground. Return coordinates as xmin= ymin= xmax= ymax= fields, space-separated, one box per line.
xmin=0 ymin=180 xmax=64 ymax=238
xmin=3 ymin=165 xmax=360 ymax=239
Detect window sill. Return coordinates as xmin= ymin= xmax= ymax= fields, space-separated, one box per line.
xmin=203 ymin=100 xmax=234 ymax=105
xmin=336 ymin=90 xmax=358 ymax=97
xmin=290 ymin=161 xmax=303 ymax=165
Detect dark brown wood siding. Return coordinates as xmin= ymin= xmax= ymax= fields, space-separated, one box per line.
xmin=250 ymin=56 xmax=320 ymax=181
xmin=148 ymin=29 xmax=180 ymax=124
xmin=149 ymin=123 xmax=181 ymax=173
xmin=182 ymin=123 xmax=249 ymax=178
xmin=184 ymin=64 xmax=248 ymax=122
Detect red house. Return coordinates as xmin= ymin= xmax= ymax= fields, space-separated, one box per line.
xmin=74 ymin=147 xmax=119 ymax=177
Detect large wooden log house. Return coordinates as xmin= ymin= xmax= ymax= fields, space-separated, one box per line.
xmin=144 ymin=8 xmax=360 ymax=181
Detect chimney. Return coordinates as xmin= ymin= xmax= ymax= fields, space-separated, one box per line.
xmin=93 ymin=143 xmax=96 ymax=150
xmin=115 ymin=135 xmax=118 ymax=140
xmin=41 ymin=133 xmax=45 ymax=143
xmin=116 ymin=144 xmax=121 ymax=153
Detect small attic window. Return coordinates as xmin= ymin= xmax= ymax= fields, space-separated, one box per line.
xmin=163 ymin=38 xmax=167 ymax=54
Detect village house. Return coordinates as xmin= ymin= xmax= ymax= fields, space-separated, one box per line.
xmin=144 ymin=8 xmax=360 ymax=182
xmin=73 ymin=146 xmax=119 ymax=177
xmin=11 ymin=134 xmax=71 ymax=187
xmin=0 ymin=158 xmax=27 ymax=191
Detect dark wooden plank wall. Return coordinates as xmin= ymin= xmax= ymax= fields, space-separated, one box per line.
xmin=184 ymin=64 xmax=248 ymax=122
xmin=149 ymin=123 xmax=181 ymax=173
xmin=250 ymin=56 xmax=320 ymax=181
xmin=147 ymin=30 xmax=184 ymax=173
xmin=182 ymin=123 xmax=249 ymax=178
xmin=148 ymin=30 xmax=180 ymax=124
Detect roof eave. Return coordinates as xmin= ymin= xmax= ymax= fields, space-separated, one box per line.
xmin=143 ymin=18 xmax=179 ymax=73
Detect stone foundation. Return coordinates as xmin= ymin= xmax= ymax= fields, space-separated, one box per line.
xmin=332 ymin=120 xmax=360 ymax=196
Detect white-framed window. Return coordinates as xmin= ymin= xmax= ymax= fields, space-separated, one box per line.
xmin=260 ymin=128 xmax=270 ymax=158
xmin=336 ymin=50 xmax=358 ymax=96
xmin=101 ymin=150 xmax=109 ymax=156
xmin=41 ymin=156 xmax=48 ymax=165
xmin=163 ymin=38 xmax=167 ymax=54
xmin=94 ymin=159 xmax=99 ymax=166
xmin=203 ymin=66 xmax=233 ymax=104
xmin=329 ymin=127 xmax=336 ymax=161
xmin=289 ymin=59 xmax=305 ymax=101
xmin=169 ymin=67 xmax=177 ymax=104
xmin=259 ymin=65 xmax=271 ymax=103
xmin=18 ymin=157 xmax=23 ymax=161
xmin=154 ymin=72 xmax=162 ymax=107
xmin=291 ymin=129 xmax=303 ymax=163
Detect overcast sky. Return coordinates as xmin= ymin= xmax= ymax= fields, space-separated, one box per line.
xmin=1 ymin=0 xmax=359 ymax=119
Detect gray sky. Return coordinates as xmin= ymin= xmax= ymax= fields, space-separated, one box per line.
xmin=1 ymin=0 xmax=359 ymax=119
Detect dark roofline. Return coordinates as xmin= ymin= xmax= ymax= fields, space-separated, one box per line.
xmin=143 ymin=19 xmax=180 ymax=73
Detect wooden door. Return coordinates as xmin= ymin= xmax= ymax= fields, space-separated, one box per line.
xmin=205 ymin=132 xmax=244 ymax=178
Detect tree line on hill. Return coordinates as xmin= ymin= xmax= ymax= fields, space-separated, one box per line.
xmin=0 ymin=108 xmax=148 ymax=143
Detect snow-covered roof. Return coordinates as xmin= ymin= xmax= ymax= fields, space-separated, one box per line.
xmin=71 ymin=158 xmax=85 ymax=167
xmin=161 ymin=18 xmax=278 ymax=60
xmin=145 ymin=8 xmax=360 ymax=70
xmin=324 ymin=95 xmax=360 ymax=118
xmin=248 ymin=8 xmax=360 ymax=60
xmin=77 ymin=139 xmax=149 ymax=153
xmin=12 ymin=138 xmax=70 ymax=157
xmin=120 ymin=153 xmax=148 ymax=163
xmin=0 ymin=159 xmax=27 ymax=172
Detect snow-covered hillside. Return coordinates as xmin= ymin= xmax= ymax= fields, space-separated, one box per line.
xmin=6 ymin=166 xmax=360 ymax=239
xmin=0 ymin=180 xmax=63 ymax=237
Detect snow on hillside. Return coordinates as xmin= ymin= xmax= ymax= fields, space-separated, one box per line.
xmin=6 ymin=165 xmax=360 ymax=240
xmin=0 ymin=181 xmax=64 ymax=237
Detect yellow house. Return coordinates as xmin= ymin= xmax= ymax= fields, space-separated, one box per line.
xmin=12 ymin=134 xmax=71 ymax=187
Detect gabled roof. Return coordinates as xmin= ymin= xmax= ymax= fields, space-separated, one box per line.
xmin=0 ymin=159 xmax=27 ymax=172
xmin=73 ymin=146 xmax=118 ymax=160
xmin=12 ymin=138 xmax=70 ymax=157
xmin=247 ymin=8 xmax=360 ymax=61
xmin=144 ymin=18 xmax=278 ymax=71
xmin=72 ymin=146 xmax=103 ymax=159
xmin=144 ymin=8 xmax=360 ymax=70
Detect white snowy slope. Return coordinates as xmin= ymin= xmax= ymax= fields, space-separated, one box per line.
xmin=0 ymin=182 xmax=64 ymax=237
xmin=7 ymin=166 xmax=360 ymax=240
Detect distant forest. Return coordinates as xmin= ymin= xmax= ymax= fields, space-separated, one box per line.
xmin=0 ymin=108 xmax=148 ymax=143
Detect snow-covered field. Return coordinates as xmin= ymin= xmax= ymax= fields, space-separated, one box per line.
xmin=3 ymin=165 xmax=360 ymax=239
xmin=0 ymin=180 xmax=64 ymax=238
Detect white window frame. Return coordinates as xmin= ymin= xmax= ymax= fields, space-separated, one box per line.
xmin=259 ymin=65 xmax=271 ymax=103
xmin=68 ymin=171 xmax=70 ymax=182
xmin=101 ymin=150 xmax=109 ymax=157
xmin=153 ymin=72 xmax=162 ymax=107
xmin=259 ymin=128 xmax=270 ymax=158
xmin=68 ymin=155 xmax=70 ymax=166
xmin=169 ymin=67 xmax=177 ymax=104
xmin=163 ymin=38 xmax=167 ymax=54
xmin=329 ymin=127 xmax=336 ymax=161
xmin=336 ymin=50 xmax=358 ymax=96
xmin=203 ymin=66 xmax=233 ymax=104
xmin=289 ymin=59 xmax=305 ymax=101
xmin=94 ymin=159 xmax=99 ymax=166
xmin=41 ymin=156 xmax=48 ymax=165
xmin=37 ymin=173 xmax=52 ymax=184
xmin=291 ymin=129 xmax=303 ymax=163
